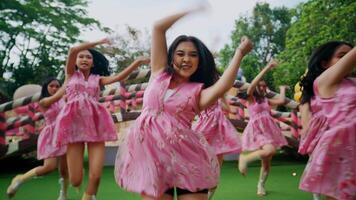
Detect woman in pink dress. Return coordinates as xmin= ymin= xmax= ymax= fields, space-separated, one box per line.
xmin=238 ymin=59 xmax=288 ymax=196
xmin=53 ymin=39 xmax=150 ymax=200
xmin=299 ymin=41 xmax=355 ymax=200
xmin=115 ymin=5 xmax=253 ymax=200
xmin=7 ymin=77 xmax=68 ymax=200
xmin=192 ymin=97 xmax=241 ymax=199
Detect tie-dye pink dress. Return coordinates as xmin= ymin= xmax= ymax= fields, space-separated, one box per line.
xmin=192 ymin=101 xmax=242 ymax=155
xmin=241 ymin=97 xmax=287 ymax=151
xmin=37 ymin=99 xmax=66 ymax=160
xmin=299 ymin=77 xmax=356 ymax=199
xmin=53 ymin=71 xmax=117 ymax=146
xmin=298 ymin=97 xmax=328 ymax=155
xmin=115 ymin=72 xmax=219 ymax=198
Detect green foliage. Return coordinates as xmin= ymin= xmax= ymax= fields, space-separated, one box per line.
xmin=219 ymin=2 xmax=292 ymax=91
xmin=97 ymin=25 xmax=151 ymax=85
xmin=273 ymin=0 xmax=356 ymax=94
xmin=0 ymin=0 xmax=102 ymax=98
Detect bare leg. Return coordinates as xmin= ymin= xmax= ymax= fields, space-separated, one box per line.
xmin=82 ymin=142 xmax=105 ymax=199
xmin=257 ymin=156 xmax=272 ymax=196
xmin=67 ymin=142 xmax=84 ymax=188
xmin=58 ymin=155 xmax=69 ymax=200
xmin=7 ymin=158 xmax=57 ymax=198
xmin=238 ymin=144 xmax=276 ymax=175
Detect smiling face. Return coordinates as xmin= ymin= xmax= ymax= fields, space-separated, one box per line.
xmin=172 ymin=41 xmax=199 ymax=80
xmin=47 ymin=80 xmax=61 ymax=96
xmin=76 ymin=50 xmax=93 ymax=72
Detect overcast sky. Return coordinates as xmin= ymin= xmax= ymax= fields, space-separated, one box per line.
xmin=82 ymin=0 xmax=306 ymax=51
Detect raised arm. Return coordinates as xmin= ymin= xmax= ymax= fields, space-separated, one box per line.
xmin=39 ymin=86 xmax=66 ymax=109
xmin=199 ymin=37 xmax=253 ymax=110
xmin=151 ymin=6 xmax=207 ymax=77
xmin=100 ymin=57 xmax=150 ymax=86
xmin=317 ymin=47 xmax=356 ymax=98
xmin=268 ymin=85 xmax=287 ymax=106
xmin=65 ymin=38 xmax=110 ymax=77
xmin=246 ymin=59 xmax=277 ymax=99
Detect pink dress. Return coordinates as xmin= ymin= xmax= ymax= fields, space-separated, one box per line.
xmin=241 ymin=98 xmax=287 ymax=151
xmin=192 ymin=101 xmax=242 ymax=155
xmin=37 ymin=99 xmax=66 ymax=160
xmin=299 ymin=78 xmax=356 ymax=200
xmin=115 ymin=72 xmax=219 ymax=198
xmin=298 ymin=97 xmax=328 ymax=155
xmin=53 ymin=71 xmax=117 ymax=146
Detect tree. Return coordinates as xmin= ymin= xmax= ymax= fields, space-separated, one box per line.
xmin=273 ymin=0 xmax=356 ymax=91
xmin=219 ymin=3 xmax=292 ymax=90
xmin=98 ymin=25 xmax=151 ymax=84
xmin=0 ymin=0 xmax=104 ymax=98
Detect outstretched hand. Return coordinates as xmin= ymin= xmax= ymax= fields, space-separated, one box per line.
xmin=267 ymin=59 xmax=278 ymax=69
xmin=98 ymin=37 xmax=112 ymax=46
xmin=136 ymin=56 xmax=151 ymax=66
xmin=237 ymin=36 xmax=253 ymax=56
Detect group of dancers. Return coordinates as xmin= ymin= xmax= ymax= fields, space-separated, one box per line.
xmin=6 ymin=4 xmax=356 ymax=200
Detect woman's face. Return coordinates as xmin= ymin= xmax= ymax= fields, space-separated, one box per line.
xmin=323 ymin=44 xmax=352 ymax=69
xmin=47 ymin=80 xmax=60 ymax=96
xmin=76 ymin=50 xmax=93 ymax=72
xmin=172 ymin=41 xmax=199 ymax=80
xmin=257 ymin=80 xmax=267 ymax=95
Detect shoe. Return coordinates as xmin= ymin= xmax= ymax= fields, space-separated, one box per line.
xmin=257 ymin=182 xmax=266 ymax=196
xmin=7 ymin=175 xmax=23 ymax=199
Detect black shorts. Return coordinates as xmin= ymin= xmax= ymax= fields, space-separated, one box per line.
xmin=165 ymin=188 xmax=209 ymax=196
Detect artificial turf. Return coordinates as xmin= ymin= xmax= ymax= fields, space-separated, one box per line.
xmin=0 ymin=155 xmax=313 ymax=200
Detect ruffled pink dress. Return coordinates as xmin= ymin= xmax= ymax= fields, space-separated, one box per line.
xmin=298 ymin=97 xmax=328 ymax=155
xmin=53 ymin=71 xmax=117 ymax=146
xmin=115 ymin=72 xmax=219 ymax=198
xmin=241 ymin=97 xmax=287 ymax=151
xmin=192 ymin=101 xmax=242 ymax=155
xmin=299 ymin=77 xmax=356 ymax=199
xmin=37 ymin=99 xmax=66 ymax=160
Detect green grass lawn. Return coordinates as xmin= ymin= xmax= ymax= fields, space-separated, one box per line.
xmin=0 ymin=155 xmax=312 ymax=200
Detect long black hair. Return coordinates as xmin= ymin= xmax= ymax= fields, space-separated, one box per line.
xmin=253 ymin=80 xmax=267 ymax=104
xmin=300 ymin=41 xmax=353 ymax=104
xmin=40 ymin=77 xmax=61 ymax=99
xmin=166 ymin=35 xmax=219 ymax=88
xmin=77 ymin=48 xmax=111 ymax=76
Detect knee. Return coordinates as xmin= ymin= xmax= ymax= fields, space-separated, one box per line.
xmin=261 ymin=148 xmax=276 ymax=158
xmin=88 ymin=171 xmax=102 ymax=184
xmin=70 ymin=174 xmax=82 ymax=187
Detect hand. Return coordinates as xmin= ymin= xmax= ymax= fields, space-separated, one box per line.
xmin=237 ymin=36 xmax=253 ymax=56
xmin=267 ymin=59 xmax=278 ymax=69
xmin=98 ymin=37 xmax=111 ymax=45
xmin=279 ymin=85 xmax=289 ymax=90
xmin=191 ymin=1 xmax=212 ymax=14
xmin=136 ymin=56 xmax=150 ymax=65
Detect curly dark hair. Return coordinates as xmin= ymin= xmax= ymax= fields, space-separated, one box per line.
xmin=166 ymin=35 xmax=220 ymax=88
xmin=300 ymin=41 xmax=353 ymax=104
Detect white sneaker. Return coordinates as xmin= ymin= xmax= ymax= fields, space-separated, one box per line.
xmin=57 ymin=190 xmax=66 ymax=200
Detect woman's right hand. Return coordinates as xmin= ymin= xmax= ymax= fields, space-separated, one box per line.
xmin=267 ymin=59 xmax=278 ymax=69
xmin=237 ymin=36 xmax=253 ymax=56
xmin=136 ymin=56 xmax=151 ymax=66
